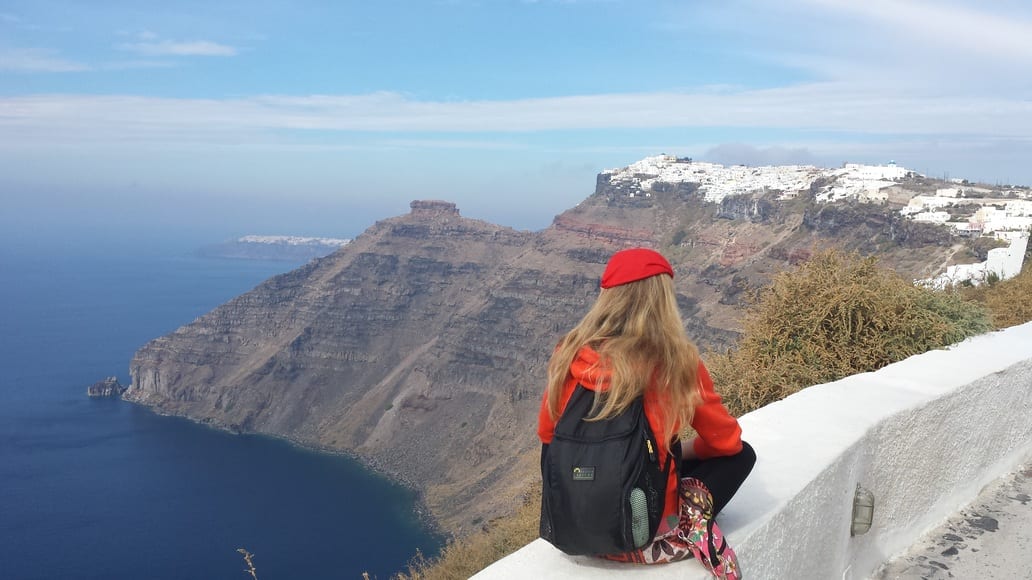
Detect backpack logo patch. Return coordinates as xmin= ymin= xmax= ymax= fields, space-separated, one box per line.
xmin=572 ymin=466 xmax=595 ymax=481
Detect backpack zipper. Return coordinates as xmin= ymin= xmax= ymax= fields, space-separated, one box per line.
xmin=644 ymin=432 xmax=657 ymax=463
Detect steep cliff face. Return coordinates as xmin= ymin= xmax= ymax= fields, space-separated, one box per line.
xmin=128 ymin=200 xmax=609 ymax=533
xmin=125 ymin=174 xmax=963 ymax=535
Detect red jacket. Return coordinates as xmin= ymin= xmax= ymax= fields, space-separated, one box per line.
xmin=538 ymin=345 xmax=743 ymax=533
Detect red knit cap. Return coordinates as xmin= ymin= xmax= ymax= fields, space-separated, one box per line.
xmin=600 ymin=248 xmax=674 ymax=288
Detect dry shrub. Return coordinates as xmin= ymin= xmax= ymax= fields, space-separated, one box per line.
xmin=708 ymin=249 xmax=992 ymax=416
xmin=959 ymin=257 xmax=1032 ymax=330
xmin=394 ymin=484 xmax=541 ymax=580
xmin=982 ymin=268 xmax=1032 ymax=328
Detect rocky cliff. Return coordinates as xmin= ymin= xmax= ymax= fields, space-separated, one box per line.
xmin=88 ymin=376 xmax=126 ymax=397
xmin=124 ymin=169 xmax=980 ymax=535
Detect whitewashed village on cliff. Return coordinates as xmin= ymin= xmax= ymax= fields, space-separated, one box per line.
xmin=604 ymin=155 xmax=1031 ymax=288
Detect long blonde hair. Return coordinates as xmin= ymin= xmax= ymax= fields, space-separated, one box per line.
xmin=546 ymin=273 xmax=701 ymax=445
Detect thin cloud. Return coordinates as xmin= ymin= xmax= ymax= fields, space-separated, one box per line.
xmin=100 ymin=60 xmax=179 ymax=71
xmin=798 ymin=0 xmax=1032 ymax=62
xmin=680 ymin=1 xmax=1032 ymax=92
xmin=380 ymin=138 xmax=526 ymax=150
xmin=0 ymin=48 xmax=90 ymax=72
xmin=118 ymin=39 xmax=238 ymax=57
xmin=0 ymin=12 xmax=71 ymax=32
xmin=1 ymin=87 xmax=1029 ymax=138
xmin=521 ymin=0 xmax=617 ymax=4
xmin=703 ymin=143 xmax=818 ymax=167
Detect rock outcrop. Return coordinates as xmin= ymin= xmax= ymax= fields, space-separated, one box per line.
xmin=88 ymin=377 xmax=126 ymax=397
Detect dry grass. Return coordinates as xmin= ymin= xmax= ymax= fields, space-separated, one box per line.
xmin=960 ymin=260 xmax=1032 ymax=330
xmin=393 ymin=483 xmax=542 ymax=580
xmin=237 ymin=548 xmax=259 ymax=580
xmin=707 ymin=249 xmax=992 ymax=416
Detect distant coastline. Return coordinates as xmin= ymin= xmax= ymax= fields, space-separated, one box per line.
xmin=197 ymin=235 xmax=351 ymax=262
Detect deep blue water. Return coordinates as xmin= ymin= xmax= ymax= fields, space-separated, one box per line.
xmin=0 ymin=237 xmax=441 ymax=580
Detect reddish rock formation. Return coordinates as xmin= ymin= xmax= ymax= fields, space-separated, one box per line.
xmin=550 ymin=215 xmax=655 ymax=246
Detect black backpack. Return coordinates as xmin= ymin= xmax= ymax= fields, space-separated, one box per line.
xmin=540 ymin=384 xmax=674 ymax=555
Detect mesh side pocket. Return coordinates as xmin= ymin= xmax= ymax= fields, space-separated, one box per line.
xmin=629 ymin=487 xmax=649 ymax=547
xmin=642 ymin=466 xmax=664 ymax=533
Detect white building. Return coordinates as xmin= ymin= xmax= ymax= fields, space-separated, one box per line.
xmin=900 ymin=195 xmax=954 ymax=215
xmin=842 ymin=161 xmax=909 ymax=181
xmin=919 ymin=235 xmax=1029 ymax=289
xmin=912 ymin=211 xmax=951 ymax=224
xmin=974 ymin=205 xmax=1032 ymax=234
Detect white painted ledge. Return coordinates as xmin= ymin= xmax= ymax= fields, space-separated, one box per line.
xmin=474 ymin=321 xmax=1032 ymax=580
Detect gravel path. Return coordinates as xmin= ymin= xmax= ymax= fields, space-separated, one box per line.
xmin=873 ymin=462 xmax=1032 ymax=579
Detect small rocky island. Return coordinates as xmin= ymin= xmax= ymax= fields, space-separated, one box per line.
xmin=87 ymin=377 xmax=126 ymax=398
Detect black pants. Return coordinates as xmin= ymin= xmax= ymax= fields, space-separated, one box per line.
xmin=677 ymin=440 xmax=756 ymax=517
xmin=542 ymin=439 xmax=757 ymax=517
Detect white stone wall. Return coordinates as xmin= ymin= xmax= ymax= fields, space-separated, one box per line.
xmin=986 ymin=235 xmax=1030 ymax=279
xmin=475 ymin=322 xmax=1032 ymax=580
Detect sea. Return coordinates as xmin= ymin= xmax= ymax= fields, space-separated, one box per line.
xmin=0 ymin=232 xmax=442 ymax=580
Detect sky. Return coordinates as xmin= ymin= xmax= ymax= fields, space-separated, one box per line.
xmin=2 ymin=0 xmax=1031 ymax=241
